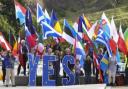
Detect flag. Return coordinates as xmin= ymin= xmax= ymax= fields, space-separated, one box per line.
xmin=44 ymin=9 xmax=51 ymax=24
xmin=93 ymin=51 xmax=103 ymax=82
xmin=0 ymin=32 xmax=12 ymax=51
xmin=118 ymin=35 xmax=127 ymax=55
xmin=109 ymin=38 xmax=117 ymax=54
xmin=110 ymin=17 xmax=118 ymax=43
xmin=25 ymin=8 xmax=32 ymax=26
xmin=12 ymin=36 xmax=21 ymax=56
xmin=77 ymin=16 xmax=91 ymax=43
xmin=62 ymin=19 xmax=76 ymax=45
xmin=93 ymin=52 xmax=100 ymax=69
xmin=25 ymin=26 xmax=36 ymax=48
xmin=124 ymin=28 xmax=128 ymax=53
xmin=101 ymin=12 xmax=111 ymax=36
xmin=41 ymin=22 xmax=61 ymax=39
xmin=95 ymin=29 xmax=112 ymax=57
xmin=118 ymin=25 xmax=127 ymax=55
xmin=94 ymin=23 xmax=100 ymax=38
xmin=82 ymin=14 xmax=92 ymax=31
xmin=54 ymin=21 xmax=65 ymax=42
xmin=14 ymin=0 xmax=26 ymax=25
xmin=87 ymin=21 xmax=98 ymax=40
xmin=37 ymin=3 xmax=45 ymax=23
xmin=116 ymin=49 xmax=120 ymax=63
xmin=119 ymin=25 xmax=124 ymax=39
xmin=50 ymin=10 xmax=58 ymax=27
xmin=54 ymin=21 xmax=63 ymax=34
xmin=50 ymin=10 xmax=64 ymax=42
xmin=26 ymin=8 xmax=37 ymax=39
xmin=100 ymin=52 xmax=109 ymax=73
xmin=75 ymin=40 xmax=85 ymax=56
xmin=77 ymin=16 xmax=84 ymax=40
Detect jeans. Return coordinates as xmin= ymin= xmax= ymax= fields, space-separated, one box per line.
xmin=75 ymin=73 xmax=80 ymax=85
xmin=85 ymin=74 xmax=91 ymax=84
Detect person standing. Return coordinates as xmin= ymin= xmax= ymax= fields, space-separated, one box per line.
xmin=0 ymin=50 xmax=7 ymax=85
xmin=17 ymin=40 xmax=28 ymax=76
xmin=96 ymin=48 xmax=103 ymax=83
xmin=5 ymin=51 xmax=16 ymax=87
xmin=84 ymin=55 xmax=92 ymax=84
xmin=108 ymin=53 xmax=117 ymax=86
xmin=75 ymin=59 xmax=81 ymax=85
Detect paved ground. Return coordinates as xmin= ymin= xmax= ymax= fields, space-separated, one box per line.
xmin=0 ymin=80 xmax=127 ymax=89
xmin=0 ymin=84 xmax=105 ymax=89
xmin=106 ymin=86 xmax=128 ymax=89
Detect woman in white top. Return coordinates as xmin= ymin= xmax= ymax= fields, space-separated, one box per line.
xmin=108 ymin=53 xmax=117 ymax=86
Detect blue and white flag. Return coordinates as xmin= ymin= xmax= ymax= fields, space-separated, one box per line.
xmin=37 ymin=3 xmax=45 ymax=23
xmin=41 ymin=22 xmax=61 ymax=39
xmin=95 ymin=29 xmax=112 ymax=57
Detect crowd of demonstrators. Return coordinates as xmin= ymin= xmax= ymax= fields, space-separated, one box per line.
xmin=0 ymin=38 xmax=128 ymax=87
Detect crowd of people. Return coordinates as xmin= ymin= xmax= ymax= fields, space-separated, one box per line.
xmin=0 ymin=39 xmax=128 ymax=87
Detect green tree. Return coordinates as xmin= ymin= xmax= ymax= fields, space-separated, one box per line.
xmin=0 ymin=0 xmax=25 ymax=33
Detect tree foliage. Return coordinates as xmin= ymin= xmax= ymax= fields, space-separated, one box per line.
xmin=0 ymin=0 xmax=25 ymax=34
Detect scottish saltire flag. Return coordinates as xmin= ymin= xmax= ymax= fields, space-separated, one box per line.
xmin=14 ymin=0 xmax=26 ymax=25
xmin=41 ymin=22 xmax=61 ymax=39
xmin=25 ymin=26 xmax=36 ymax=48
xmin=37 ymin=3 xmax=45 ymax=23
xmin=100 ymin=52 xmax=109 ymax=73
xmin=95 ymin=29 xmax=112 ymax=57
xmin=44 ymin=9 xmax=51 ymax=24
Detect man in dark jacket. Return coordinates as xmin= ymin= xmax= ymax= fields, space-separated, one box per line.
xmin=84 ymin=55 xmax=92 ymax=84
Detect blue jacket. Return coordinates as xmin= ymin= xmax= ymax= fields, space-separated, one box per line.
xmin=5 ymin=55 xmax=15 ymax=69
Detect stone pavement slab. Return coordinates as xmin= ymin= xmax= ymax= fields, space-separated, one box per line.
xmin=0 ymin=83 xmax=106 ymax=89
